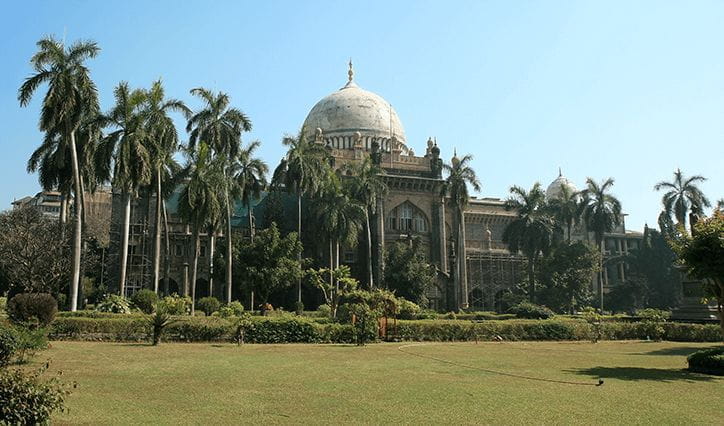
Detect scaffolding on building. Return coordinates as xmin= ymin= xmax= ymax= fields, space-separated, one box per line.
xmin=466 ymin=250 xmax=525 ymax=311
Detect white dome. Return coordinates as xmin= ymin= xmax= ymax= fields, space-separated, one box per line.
xmin=302 ymin=71 xmax=406 ymax=150
xmin=546 ymin=170 xmax=578 ymax=200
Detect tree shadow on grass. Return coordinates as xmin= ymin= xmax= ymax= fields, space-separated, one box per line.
xmin=566 ymin=366 xmax=717 ymax=382
xmin=640 ymin=345 xmax=723 ymax=357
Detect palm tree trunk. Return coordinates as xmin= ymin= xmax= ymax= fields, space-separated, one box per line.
xmin=335 ymin=241 xmax=340 ymax=292
xmin=365 ymin=208 xmax=374 ymax=289
xmin=458 ymin=208 xmax=469 ymax=310
xmin=598 ymin=238 xmax=604 ymax=312
xmin=60 ymin=194 xmax=67 ymax=227
xmin=191 ymin=227 xmax=200 ymax=315
xmin=68 ymin=130 xmax=83 ymax=311
xmin=226 ymin=194 xmax=233 ymax=304
xmin=527 ymin=254 xmax=536 ymax=303
xmin=153 ymin=168 xmax=162 ymax=293
xmin=329 ymin=238 xmax=334 ymax=288
xmin=248 ymin=201 xmax=254 ymax=242
xmin=208 ymin=230 xmax=215 ymax=297
xmin=119 ymin=191 xmax=132 ymax=298
xmin=297 ymin=193 xmax=302 ymax=304
xmin=162 ymin=201 xmax=171 ymax=295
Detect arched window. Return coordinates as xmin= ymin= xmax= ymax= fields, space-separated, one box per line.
xmin=388 ymin=202 xmax=428 ymax=233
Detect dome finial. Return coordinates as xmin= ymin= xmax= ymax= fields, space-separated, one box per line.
xmin=558 ymin=167 xmax=562 ymax=177
xmin=348 ymin=58 xmax=354 ymax=83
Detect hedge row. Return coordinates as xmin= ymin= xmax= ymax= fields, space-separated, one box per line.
xmin=394 ymin=320 xmax=722 ymax=342
xmin=49 ymin=316 xmax=722 ymax=343
xmin=49 ymin=316 xmax=356 ymax=344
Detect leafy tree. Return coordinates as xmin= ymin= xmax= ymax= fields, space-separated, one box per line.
xmin=272 ymin=130 xmax=330 ymax=302
xmin=187 ymin=88 xmax=252 ymax=304
xmin=654 ymin=169 xmax=711 ymax=234
xmin=235 ymin=224 xmax=303 ymax=307
xmin=538 ymin=241 xmax=599 ymax=313
xmin=307 ymin=265 xmax=358 ymax=318
xmin=581 ymin=177 xmax=622 ymax=310
xmin=384 ymin=241 xmax=436 ymax=307
xmin=441 ymin=152 xmax=481 ymax=309
xmin=624 ymin=227 xmax=681 ymax=309
xmin=672 ymin=210 xmax=724 ymax=333
xmin=178 ymin=143 xmax=224 ymax=314
xmin=343 ymin=157 xmax=388 ymax=288
xmin=97 ymin=82 xmax=151 ymax=297
xmin=0 ymin=208 xmax=94 ymax=301
xmin=502 ymin=183 xmax=557 ymax=303
xmin=18 ymin=36 xmax=101 ymax=311
xmin=141 ymin=80 xmax=189 ymax=293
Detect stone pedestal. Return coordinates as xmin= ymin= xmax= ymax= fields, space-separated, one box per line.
xmin=671 ymin=277 xmax=720 ymax=322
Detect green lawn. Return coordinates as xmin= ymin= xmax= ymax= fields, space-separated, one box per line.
xmin=39 ymin=341 xmax=722 ymax=425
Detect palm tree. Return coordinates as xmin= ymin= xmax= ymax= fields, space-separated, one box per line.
xmin=441 ymin=152 xmax=481 ymax=310
xmin=142 ymin=80 xmax=190 ymax=293
xmin=654 ymin=169 xmax=711 ymax=234
xmin=502 ymin=183 xmax=557 ymax=303
xmin=581 ymin=177 xmax=622 ymax=311
xmin=272 ymin=130 xmax=330 ymax=302
xmin=187 ymin=88 xmax=251 ymax=303
xmin=343 ymin=157 xmax=388 ymax=288
xmin=178 ymin=143 xmax=224 ymax=314
xmin=235 ymin=140 xmax=268 ymax=242
xmin=97 ymin=82 xmax=152 ymax=297
xmin=314 ymin=180 xmax=365 ymax=289
xmin=18 ymin=36 xmax=100 ymax=311
xmin=548 ymin=185 xmax=582 ymax=242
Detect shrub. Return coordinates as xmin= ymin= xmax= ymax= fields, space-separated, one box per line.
xmin=131 ymin=289 xmax=158 ymax=314
xmin=416 ymin=310 xmax=439 ymax=320
xmin=147 ymin=308 xmax=174 ymax=346
xmin=6 ymin=293 xmax=58 ymax=327
xmin=197 ymin=297 xmax=221 ymax=316
xmin=581 ymin=307 xmax=603 ymax=343
xmin=317 ymin=304 xmax=332 ymax=318
xmin=636 ymin=308 xmax=670 ymax=341
xmin=687 ymin=347 xmax=724 ymax=376
xmin=509 ymin=302 xmax=555 ymax=320
xmin=294 ymin=301 xmax=305 ymax=315
xmin=158 ymin=294 xmax=192 ymax=315
xmin=95 ymin=294 xmax=131 ymax=314
xmin=398 ymin=299 xmax=421 ymax=320
xmin=0 ymin=364 xmax=70 ymax=424
xmin=11 ymin=326 xmax=48 ymax=364
xmin=0 ymin=326 xmax=18 ymax=366
xmin=0 ymin=296 xmax=6 ymax=313
xmin=215 ymin=301 xmax=245 ymax=318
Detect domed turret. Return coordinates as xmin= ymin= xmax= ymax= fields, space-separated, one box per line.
xmin=302 ymin=61 xmax=406 ymax=152
xmin=546 ymin=168 xmax=578 ymax=200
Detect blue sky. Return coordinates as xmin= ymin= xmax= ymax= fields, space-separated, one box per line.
xmin=1 ymin=0 xmax=722 ymax=231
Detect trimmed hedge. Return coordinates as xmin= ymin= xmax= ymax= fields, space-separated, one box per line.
xmin=687 ymin=347 xmax=724 ymax=375
xmin=47 ymin=316 xmax=722 ymax=343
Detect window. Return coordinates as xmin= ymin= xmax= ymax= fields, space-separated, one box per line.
xmin=200 ymin=246 xmax=207 ymax=258
xmin=343 ymin=250 xmax=355 ymax=263
xmin=175 ymin=244 xmax=183 ymax=257
xmin=387 ymin=202 xmax=429 ymax=233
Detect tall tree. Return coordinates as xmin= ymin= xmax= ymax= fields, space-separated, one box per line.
xmin=502 ymin=183 xmax=557 ymax=303
xmin=177 ymin=143 xmax=224 ymax=314
xmin=187 ymin=88 xmax=251 ymax=303
xmin=313 ymin=180 xmax=365 ymax=289
xmin=548 ymin=185 xmax=582 ymax=243
xmin=142 ymin=80 xmax=189 ymax=293
xmin=18 ymin=36 xmax=100 ymax=311
xmin=272 ymin=130 xmax=330 ymax=303
xmin=581 ymin=177 xmax=622 ymax=311
xmin=97 ymin=82 xmax=151 ymax=297
xmin=441 ymin=152 xmax=481 ymax=309
xmin=235 ymin=140 xmax=268 ymax=242
xmin=654 ymin=169 xmax=711 ymax=234
xmin=344 ymin=157 xmax=388 ymax=289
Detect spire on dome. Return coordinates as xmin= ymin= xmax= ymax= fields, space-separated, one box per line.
xmin=558 ymin=167 xmax=562 ymax=177
xmin=348 ymin=58 xmax=354 ymax=83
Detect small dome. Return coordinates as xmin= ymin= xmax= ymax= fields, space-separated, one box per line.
xmin=302 ymin=65 xmax=406 ymax=149
xmin=546 ymin=169 xmax=578 ymax=200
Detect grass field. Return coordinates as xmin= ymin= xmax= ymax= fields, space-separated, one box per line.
xmin=37 ymin=341 xmax=723 ymax=425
